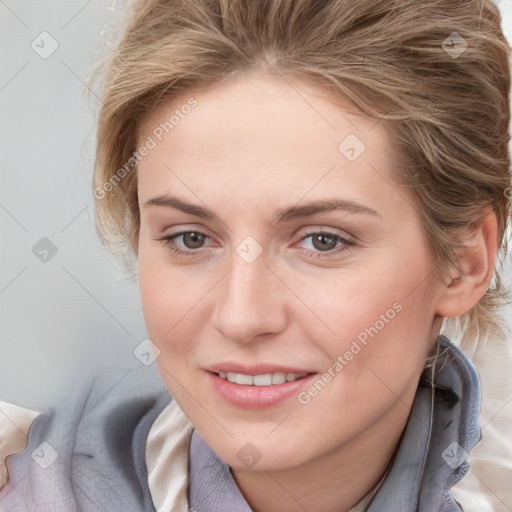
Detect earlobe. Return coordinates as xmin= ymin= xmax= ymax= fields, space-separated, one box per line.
xmin=435 ymin=209 xmax=498 ymax=319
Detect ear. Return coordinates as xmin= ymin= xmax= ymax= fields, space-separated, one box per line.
xmin=435 ymin=209 xmax=498 ymax=318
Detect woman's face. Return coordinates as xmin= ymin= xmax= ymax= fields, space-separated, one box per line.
xmin=136 ymin=70 xmax=447 ymax=471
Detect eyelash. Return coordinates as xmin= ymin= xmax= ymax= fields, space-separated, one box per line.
xmin=155 ymin=230 xmax=355 ymax=259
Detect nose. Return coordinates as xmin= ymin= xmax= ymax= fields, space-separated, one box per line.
xmin=212 ymin=252 xmax=289 ymax=344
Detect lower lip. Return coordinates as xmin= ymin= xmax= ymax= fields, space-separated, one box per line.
xmin=207 ymin=372 xmax=318 ymax=409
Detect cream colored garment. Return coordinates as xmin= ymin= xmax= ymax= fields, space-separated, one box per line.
xmin=446 ymin=325 xmax=512 ymax=512
xmin=0 ymin=402 xmax=40 ymax=491
xmin=145 ymin=400 xmax=382 ymax=512
xmin=145 ymin=399 xmax=194 ymax=512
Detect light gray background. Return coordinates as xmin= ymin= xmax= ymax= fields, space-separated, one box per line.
xmin=1 ymin=0 xmax=512 ymax=408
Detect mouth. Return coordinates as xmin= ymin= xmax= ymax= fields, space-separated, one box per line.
xmin=206 ymin=365 xmax=317 ymax=409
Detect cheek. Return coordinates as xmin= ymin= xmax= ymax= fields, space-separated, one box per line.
xmin=138 ymin=249 xmax=203 ymax=360
xmin=290 ymin=256 xmax=437 ymax=390
xmin=138 ymin=256 xmax=209 ymax=408
xmin=294 ymin=261 xmax=431 ymax=341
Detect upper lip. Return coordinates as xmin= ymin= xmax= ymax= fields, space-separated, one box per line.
xmin=206 ymin=363 xmax=315 ymax=375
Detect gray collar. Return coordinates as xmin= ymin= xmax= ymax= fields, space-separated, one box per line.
xmin=189 ymin=335 xmax=481 ymax=512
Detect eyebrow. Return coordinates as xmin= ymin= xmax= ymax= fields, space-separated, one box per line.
xmin=143 ymin=194 xmax=381 ymax=223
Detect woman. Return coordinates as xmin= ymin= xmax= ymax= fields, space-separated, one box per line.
xmin=1 ymin=0 xmax=511 ymax=510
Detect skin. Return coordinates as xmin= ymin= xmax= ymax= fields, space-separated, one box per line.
xmin=136 ymin=69 xmax=496 ymax=511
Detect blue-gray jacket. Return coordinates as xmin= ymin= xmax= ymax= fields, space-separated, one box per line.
xmin=0 ymin=336 xmax=480 ymax=511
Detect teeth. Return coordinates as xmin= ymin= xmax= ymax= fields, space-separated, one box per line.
xmin=253 ymin=374 xmax=272 ymax=386
xmin=236 ymin=374 xmax=253 ymax=385
xmin=271 ymin=372 xmax=286 ymax=384
xmin=217 ymin=371 xmax=307 ymax=386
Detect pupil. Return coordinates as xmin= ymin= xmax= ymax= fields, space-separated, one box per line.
xmin=183 ymin=232 xmax=205 ymax=249
xmin=312 ymin=234 xmax=337 ymax=251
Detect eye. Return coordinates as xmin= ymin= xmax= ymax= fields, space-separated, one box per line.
xmin=297 ymin=231 xmax=354 ymax=257
xmin=155 ymin=229 xmax=354 ymax=259
xmin=155 ymin=230 xmax=212 ymax=255
xmin=178 ymin=231 xmax=207 ymax=249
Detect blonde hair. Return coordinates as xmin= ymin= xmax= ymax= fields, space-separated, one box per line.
xmin=87 ymin=0 xmax=511 ymax=353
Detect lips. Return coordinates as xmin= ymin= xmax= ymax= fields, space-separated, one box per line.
xmin=206 ymin=363 xmax=316 ymax=409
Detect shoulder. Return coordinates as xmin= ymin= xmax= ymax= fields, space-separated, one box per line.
xmin=450 ymin=332 xmax=512 ymax=512
xmin=0 ymin=365 xmax=171 ymax=512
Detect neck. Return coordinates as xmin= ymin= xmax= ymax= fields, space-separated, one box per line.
xmin=231 ymin=374 xmax=419 ymax=512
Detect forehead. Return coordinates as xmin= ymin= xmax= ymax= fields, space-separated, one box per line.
xmin=136 ymin=71 xmax=404 ymax=217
